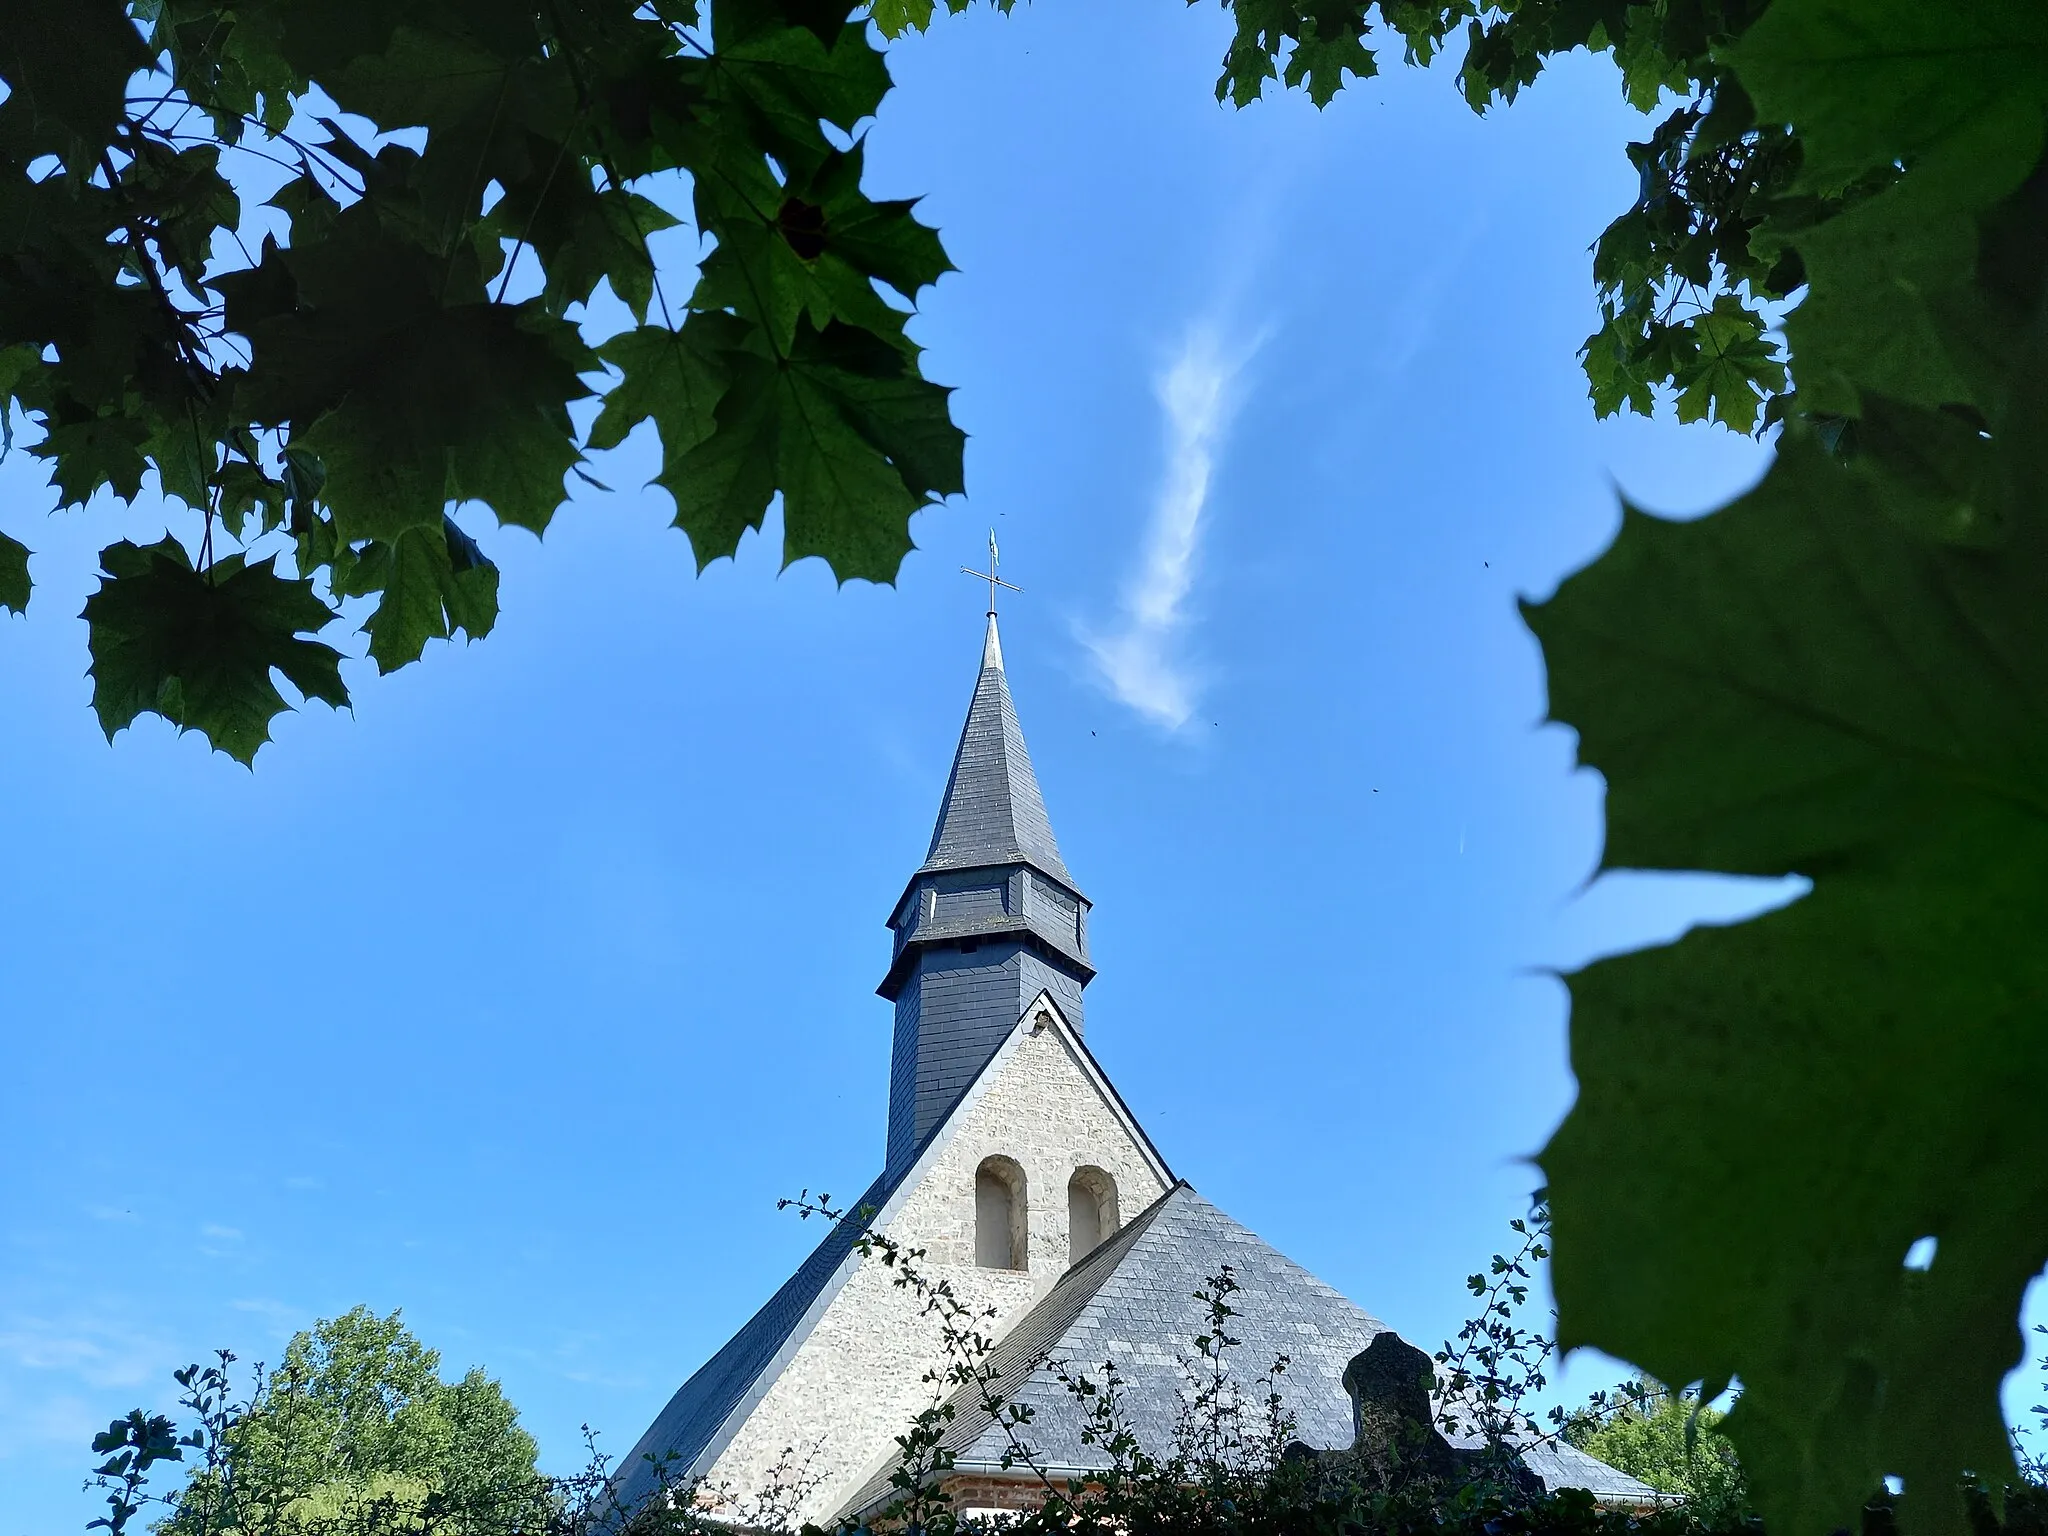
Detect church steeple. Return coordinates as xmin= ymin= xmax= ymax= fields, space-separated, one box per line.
xmin=919 ymin=615 xmax=1073 ymax=887
xmin=878 ymin=614 xmax=1094 ymax=1174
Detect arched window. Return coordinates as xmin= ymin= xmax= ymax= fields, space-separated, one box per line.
xmin=1068 ymin=1167 xmax=1120 ymax=1266
xmin=975 ymin=1156 xmax=1028 ymax=1270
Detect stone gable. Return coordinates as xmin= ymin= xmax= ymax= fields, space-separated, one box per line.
xmin=697 ymin=1004 xmax=1171 ymax=1526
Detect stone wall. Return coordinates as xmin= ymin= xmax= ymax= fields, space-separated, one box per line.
xmin=701 ymin=1013 xmax=1170 ymax=1526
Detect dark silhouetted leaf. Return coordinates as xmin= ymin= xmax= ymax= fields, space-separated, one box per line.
xmin=0 ymin=529 xmax=27 ymax=614
xmin=82 ymin=537 xmax=348 ymax=764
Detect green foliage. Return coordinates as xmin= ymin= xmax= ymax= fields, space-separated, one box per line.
xmin=851 ymin=3 xmax=2048 ymax=1530
xmin=0 ymin=0 xmax=963 ymax=759
xmin=1522 ymin=6 xmax=2048 ymax=1533
xmin=877 ymin=4 xmax=1796 ymax=431
xmin=74 ymin=1218 xmax=2047 ymax=1536
xmin=153 ymin=1308 xmax=544 ymax=1536
xmin=1533 ymin=421 xmax=2048 ymax=1536
xmin=856 ymin=4 xmax=2048 ymax=1534
xmin=82 ymin=536 xmax=348 ymax=765
xmin=1562 ymin=1383 xmax=1747 ymax=1529
xmin=0 ymin=527 xmax=27 ymax=613
xmin=44 ymin=8 xmax=2048 ymax=1536
xmin=1187 ymin=1 xmax=1799 ymax=433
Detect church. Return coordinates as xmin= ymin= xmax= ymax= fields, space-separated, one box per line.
xmin=614 ymin=610 xmax=1653 ymax=1527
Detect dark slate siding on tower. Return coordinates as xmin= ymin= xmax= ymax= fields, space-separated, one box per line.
xmin=889 ymin=867 xmax=1090 ymax=969
xmin=933 ymin=881 xmax=1007 ymax=923
xmin=885 ymin=944 xmax=1087 ymax=1172
xmin=885 ymin=980 xmax=922 ymax=1166
xmin=1025 ymin=875 xmax=1082 ymax=949
xmin=1017 ymin=952 xmax=1085 ymax=1037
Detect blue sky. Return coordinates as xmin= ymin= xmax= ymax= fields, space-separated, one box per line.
xmin=5 ymin=4 xmax=2041 ymax=1530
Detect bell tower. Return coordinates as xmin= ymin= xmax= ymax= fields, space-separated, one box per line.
xmin=876 ymin=613 xmax=1094 ymax=1175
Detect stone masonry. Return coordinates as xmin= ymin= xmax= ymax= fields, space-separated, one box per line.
xmin=695 ymin=1002 xmax=1170 ymax=1526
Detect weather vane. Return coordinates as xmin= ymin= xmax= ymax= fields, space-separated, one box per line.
xmin=960 ymin=529 xmax=1020 ymax=616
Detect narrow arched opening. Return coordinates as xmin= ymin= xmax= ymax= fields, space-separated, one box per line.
xmin=1068 ymin=1166 xmax=1120 ymax=1266
xmin=975 ymin=1156 xmax=1028 ymax=1270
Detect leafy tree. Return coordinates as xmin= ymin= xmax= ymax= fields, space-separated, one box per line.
xmin=153 ymin=1307 xmax=544 ymax=1536
xmin=0 ymin=0 xmax=960 ymax=761
xmin=1561 ymin=1381 xmax=1748 ymax=1530
xmin=877 ymin=6 xmax=2048 ymax=1536
xmin=35 ymin=4 xmax=2048 ymax=1536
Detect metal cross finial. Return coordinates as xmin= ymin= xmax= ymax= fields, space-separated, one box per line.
xmin=960 ymin=529 xmax=1020 ymax=616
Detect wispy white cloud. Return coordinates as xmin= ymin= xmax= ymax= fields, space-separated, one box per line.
xmin=0 ymin=1311 xmax=176 ymax=1459
xmin=1084 ymin=323 xmax=1257 ymax=729
xmin=0 ymin=1312 xmax=168 ymax=1389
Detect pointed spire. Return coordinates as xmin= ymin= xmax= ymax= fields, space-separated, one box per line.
xmin=920 ymin=613 xmax=1071 ymax=887
xmin=880 ymin=612 xmax=1093 ymax=1170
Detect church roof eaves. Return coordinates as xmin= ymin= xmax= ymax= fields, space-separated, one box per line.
xmin=875 ymin=914 xmax=1096 ymax=1003
xmin=609 ymin=994 xmax=1163 ymax=1521
xmin=835 ymin=1182 xmax=1388 ymax=1522
xmin=837 ymin=1186 xmax=1666 ymax=1522
xmin=604 ymin=1163 xmax=908 ymax=1518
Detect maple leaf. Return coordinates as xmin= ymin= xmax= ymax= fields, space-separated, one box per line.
xmin=707 ymin=4 xmax=893 ymax=162
xmin=1525 ymin=12 xmax=2048 ymax=1536
xmin=81 ymin=537 xmax=348 ymax=765
xmin=0 ymin=0 xmax=974 ymax=727
xmin=1283 ymin=28 xmax=1377 ymax=108
xmin=1723 ymin=0 xmax=2048 ymax=194
xmin=33 ymin=416 xmax=151 ymax=508
xmin=692 ymin=140 xmax=951 ymax=352
xmin=0 ymin=529 xmax=28 ymax=615
xmin=1581 ymin=311 xmax=1657 ymax=419
xmin=1531 ymin=433 xmax=2048 ymax=1536
xmin=653 ymin=319 xmax=960 ymax=581
xmin=589 ymin=319 xmax=728 ymax=463
xmin=1671 ymin=299 xmax=1785 ymax=433
xmin=224 ymin=212 xmax=595 ymax=542
xmin=342 ymin=518 xmax=500 ymax=675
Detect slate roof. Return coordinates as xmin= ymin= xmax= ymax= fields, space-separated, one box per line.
xmin=919 ymin=616 xmax=1074 ymax=888
xmin=837 ymin=1184 xmax=1664 ymax=1521
xmin=838 ymin=1182 xmax=1390 ymax=1518
xmin=1507 ymin=1440 xmax=1676 ymax=1505
xmin=606 ymin=1165 xmax=907 ymax=1517
xmin=608 ymin=1002 xmax=1172 ymax=1521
